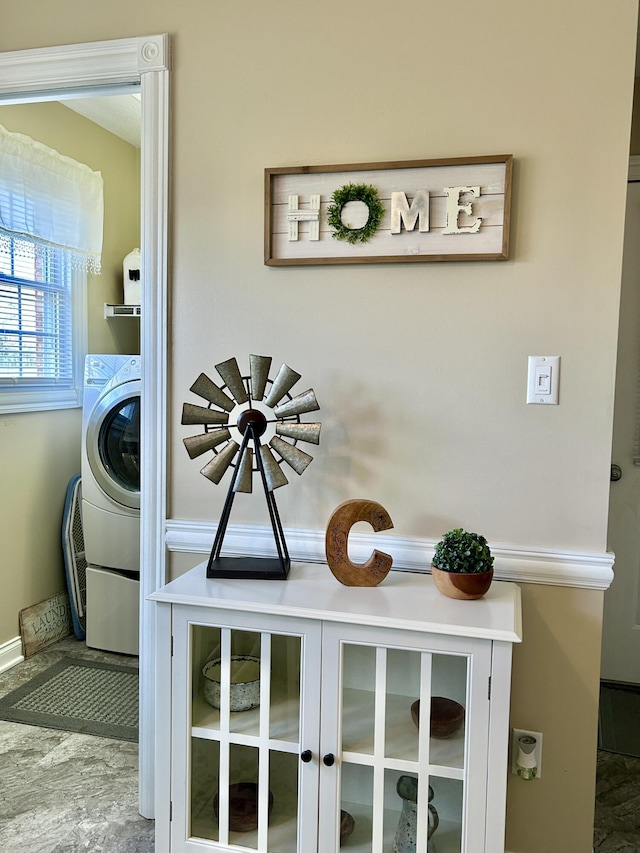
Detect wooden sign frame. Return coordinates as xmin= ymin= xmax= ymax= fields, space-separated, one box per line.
xmin=265 ymin=154 xmax=512 ymax=266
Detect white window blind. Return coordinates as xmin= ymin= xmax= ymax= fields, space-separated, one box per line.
xmin=0 ymin=124 xmax=103 ymax=413
xmin=0 ymin=235 xmax=72 ymax=383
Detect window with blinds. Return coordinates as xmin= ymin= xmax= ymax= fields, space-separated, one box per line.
xmin=0 ymin=123 xmax=101 ymax=414
xmin=0 ymin=235 xmax=72 ymax=384
xmin=0 ymin=233 xmax=86 ymax=414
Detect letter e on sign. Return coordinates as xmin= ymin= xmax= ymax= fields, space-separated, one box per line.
xmin=443 ymin=186 xmax=482 ymax=234
xmin=325 ymin=499 xmax=394 ymax=586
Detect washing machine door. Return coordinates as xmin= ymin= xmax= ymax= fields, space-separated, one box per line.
xmin=85 ymin=381 xmax=141 ymax=511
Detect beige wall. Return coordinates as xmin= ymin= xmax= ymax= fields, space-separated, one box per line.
xmin=0 ymin=101 xmax=139 ymax=642
xmin=2 ymin=2 xmax=639 ymax=851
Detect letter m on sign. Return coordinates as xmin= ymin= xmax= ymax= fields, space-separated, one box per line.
xmin=390 ymin=190 xmax=430 ymax=234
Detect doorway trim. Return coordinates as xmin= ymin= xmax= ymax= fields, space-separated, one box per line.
xmin=0 ymin=35 xmax=170 ymax=818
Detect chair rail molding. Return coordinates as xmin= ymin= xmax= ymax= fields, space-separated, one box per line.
xmin=165 ymin=520 xmax=614 ymax=591
xmin=0 ymin=35 xmax=171 ymax=820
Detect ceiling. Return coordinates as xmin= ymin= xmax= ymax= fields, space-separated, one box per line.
xmin=61 ymin=92 xmax=141 ymax=148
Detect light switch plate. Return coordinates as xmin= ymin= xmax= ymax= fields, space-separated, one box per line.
xmin=527 ymin=356 xmax=560 ymax=405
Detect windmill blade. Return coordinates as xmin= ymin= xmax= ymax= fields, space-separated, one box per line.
xmin=259 ymin=445 xmax=289 ymax=491
xmin=276 ymin=422 xmax=321 ymax=445
xmin=234 ymin=447 xmax=253 ymax=493
xmin=183 ymin=428 xmax=231 ymax=460
xmin=200 ymin=440 xmax=239 ymax=484
xmin=250 ymin=354 xmax=272 ymax=402
xmin=264 ymin=363 xmax=302 ymax=408
xmin=274 ymin=389 xmax=320 ymax=418
xmin=181 ymin=403 xmax=230 ymax=426
xmin=190 ymin=373 xmax=235 ymax=412
xmin=270 ymin=436 xmax=313 ymax=475
xmin=215 ymin=357 xmax=248 ymax=404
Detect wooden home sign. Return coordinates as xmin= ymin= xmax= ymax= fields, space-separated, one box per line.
xmin=265 ymin=155 xmax=512 ymax=266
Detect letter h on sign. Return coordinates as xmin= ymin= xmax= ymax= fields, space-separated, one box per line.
xmin=287 ymin=194 xmax=320 ymax=241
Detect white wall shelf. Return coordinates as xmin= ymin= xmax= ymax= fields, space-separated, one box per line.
xmin=104 ymin=303 xmax=141 ymax=318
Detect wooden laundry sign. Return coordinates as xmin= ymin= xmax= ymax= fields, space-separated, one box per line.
xmin=19 ymin=591 xmax=72 ymax=658
xmin=265 ymin=154 xmax=512 ymax=265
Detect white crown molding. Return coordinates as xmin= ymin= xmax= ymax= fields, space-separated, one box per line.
xmin=0 ymin=35 xmax=170 ymax=96
xmin=165 ymin=520 xmax=614 ymax=591
xmin=0 ymin=636 xmax=24 ymax=674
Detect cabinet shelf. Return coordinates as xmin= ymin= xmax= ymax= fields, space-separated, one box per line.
xmin=104 ymin=302 xmax=141 ymax=318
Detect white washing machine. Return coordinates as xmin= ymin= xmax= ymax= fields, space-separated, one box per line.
xmin=81 ymin=354 xmax=141 ymax=655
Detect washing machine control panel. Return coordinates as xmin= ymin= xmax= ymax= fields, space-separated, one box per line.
xmin=85 ymin=355 xmax=141 ymax=389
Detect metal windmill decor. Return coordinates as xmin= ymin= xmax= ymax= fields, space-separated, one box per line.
xmin=181 ymin=355 xmax=321 ymax=580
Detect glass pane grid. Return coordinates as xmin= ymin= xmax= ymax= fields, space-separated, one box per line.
xmin=340 ymin=642 xmax=469 ymax=853
xmin=189 ymin=624 xmax=302 ymax=851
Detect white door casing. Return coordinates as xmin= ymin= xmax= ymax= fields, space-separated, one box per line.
xmin=0 ymin=36 xmax=170 ymax=817
xmin=604 ymin=159 xmax=640 ymax=683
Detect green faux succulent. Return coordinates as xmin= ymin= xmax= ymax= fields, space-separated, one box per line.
xmin=432 ymin=528 xmax=494 ymax=574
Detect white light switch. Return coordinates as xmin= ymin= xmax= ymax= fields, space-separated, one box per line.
xmin=527 ymin=356 xmax=560 ymax=404
xmin=535 ymin=365 xmax=551 ymax=395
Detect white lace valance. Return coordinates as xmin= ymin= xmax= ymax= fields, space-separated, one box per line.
xmin=0 ymin=123 xmax=103 ymax=273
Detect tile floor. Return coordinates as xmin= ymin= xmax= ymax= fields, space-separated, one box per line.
xmin=594 ymin=750 xmax=640 ymax=852
xmin=0 ymin=636 xmax=154 ymax=852
xmin=1 ymin=637 xmax=638 ymax=852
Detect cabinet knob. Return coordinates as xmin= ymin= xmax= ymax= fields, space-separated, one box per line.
xmin=300 ymin=749 xmax=313 ymax=763
xmin=323 ymin=753 xmax=335 ymax=767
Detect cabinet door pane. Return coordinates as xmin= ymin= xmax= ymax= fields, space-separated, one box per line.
xmin=340 ymin=763 xmax=374 ymax=850
xmin=429 ymin=653 xmax=467 ymax=772
xmin=192 ymin=625 xmax=222 ymax=733
xmin=270 ymin=633 xmax=302 ymax=743
xmin=385 ymin=647 xmax=422 ymax=761
xmin=429 ymin=776 xmax=464 ymax=853
xmin=268 ymin=750 xmax=299 ymax=853
xmin=341 ymin=643 xmax=376 ymax=754
xmin=190 ymin=737 xmax=220 ymax=842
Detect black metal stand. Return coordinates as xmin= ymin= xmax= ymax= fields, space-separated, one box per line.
xmin=206 ymin=419 xmax=290 ymax=580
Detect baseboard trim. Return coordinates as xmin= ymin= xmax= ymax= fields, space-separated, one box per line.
xmin=165 ymin=520 xmax=614 ymax=591
xmin=0 ymin=636 xmax=24 ymax=674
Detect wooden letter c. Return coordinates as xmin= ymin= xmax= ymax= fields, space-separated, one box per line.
xmin=325 ymin=499 xmax=394 ymax=586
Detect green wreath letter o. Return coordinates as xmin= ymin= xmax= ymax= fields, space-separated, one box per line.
xmin=326 ymin=182 xmax=385 ymax=245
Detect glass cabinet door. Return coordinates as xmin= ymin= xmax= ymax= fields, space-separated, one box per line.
xmin=173 ymin=611 xmax=320 ymax=853
xmin=320 ymin=626 xmax=490 ymax=853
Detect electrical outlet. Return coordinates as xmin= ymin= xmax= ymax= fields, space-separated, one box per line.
xmin=511 ymin=728 xmax=543 ymax=779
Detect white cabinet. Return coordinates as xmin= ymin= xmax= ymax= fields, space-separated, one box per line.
xmin=151 ymin=562 xmax=521 ymax=853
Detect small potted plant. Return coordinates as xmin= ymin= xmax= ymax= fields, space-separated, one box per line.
xmin=431 ymin=528 xmax=494 ymax=600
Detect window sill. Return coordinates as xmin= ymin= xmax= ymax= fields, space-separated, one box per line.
xmin=0 ymin=388 xmax=82 ymax=415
